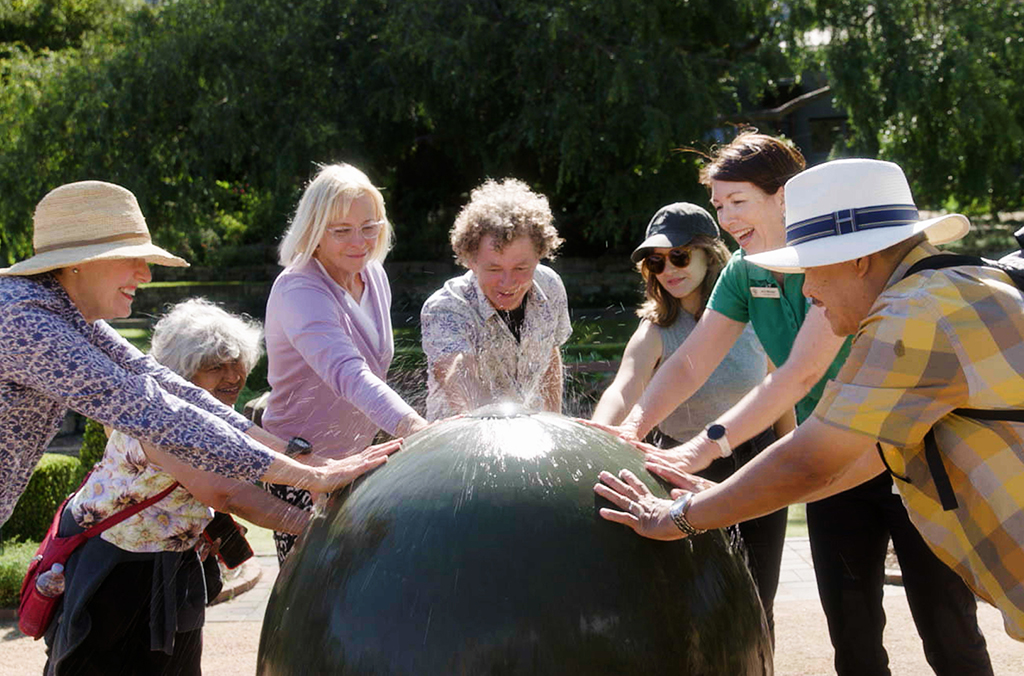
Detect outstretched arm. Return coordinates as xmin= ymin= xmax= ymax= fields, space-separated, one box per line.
xmin=542 ymin=346 xmax=564 ymax=413
xmin=646 ymin=305 xmax=845 ymax=474
xmin=591 ymin=321 xmax=662 ymax=426
xmin=618 ymin=309 xmax=746 ymax=440
xmin=595 ymin=415 xmax=882 ymax=540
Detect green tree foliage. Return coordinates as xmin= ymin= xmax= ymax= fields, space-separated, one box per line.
xmin=0 ymin=0 xmax=137 ymax=53
xmin=0 ymin=0 xmax=815 ymax=266
xmin=817 ymin=0 xmax=1024 ymax=212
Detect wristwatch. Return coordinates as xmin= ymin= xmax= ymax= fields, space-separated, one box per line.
xmin=285 ymin=436 xmax=313 ymax=457
xmin=705 ymin=423 xmax=732 ymax=458
xmin=669 ymin=491 xmax=707 ymax=537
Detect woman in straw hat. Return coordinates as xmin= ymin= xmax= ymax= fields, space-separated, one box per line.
xmin=0 ymin=180 xmax=400 ymax=531
xmin=595 ymin=136 xmax=992 ymax=674
xmin=591 ymin=201 xmax=789 ymax=638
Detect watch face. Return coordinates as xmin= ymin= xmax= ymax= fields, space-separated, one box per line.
xmin=707 ymin=424 xmax=726 ymax=441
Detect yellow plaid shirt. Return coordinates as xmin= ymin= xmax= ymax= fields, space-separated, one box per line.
xmin=817 ymin=242 xmax=1024 ymax=641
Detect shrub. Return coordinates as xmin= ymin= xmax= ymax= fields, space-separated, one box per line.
xmin=0 ymin=539 xmax=39 ymax=608
xmin=3 ymin=454 xmax=84 ymax=542
xmin=78 ymin=419 xmax=108 ymax=474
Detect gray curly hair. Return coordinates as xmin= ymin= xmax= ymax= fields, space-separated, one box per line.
xmin=449 ymin=178 xmax=564 ymax=267
xmin=149 ymin=298 xmax=263 ymax=380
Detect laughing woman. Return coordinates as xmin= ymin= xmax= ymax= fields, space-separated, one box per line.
xmin=591 ymin=202 xmax=788 ymax=635
xmin=0 ymin=181 xmax=398 ymax=530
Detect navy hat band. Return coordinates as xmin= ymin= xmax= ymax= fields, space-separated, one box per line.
xmin=786 ymin=204 xmax=919 ymax=246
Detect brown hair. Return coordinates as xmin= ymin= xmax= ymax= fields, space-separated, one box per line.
xmin=698 ymin=130 xmax=806 ymax=195
xmin=450 ymin=178 xmax=563 ymax=267
xmin=636 ymin=234 xmax=731 ymax=326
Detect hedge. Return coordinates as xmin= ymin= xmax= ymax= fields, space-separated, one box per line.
xmin=3 ymin=453 xmax=85 ymax=542
xmin=0 ymin=539 xmax=38 ymax=608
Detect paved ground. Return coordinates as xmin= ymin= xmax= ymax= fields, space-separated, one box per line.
xmin=2 ymin=537 xmax=1019 ymax=674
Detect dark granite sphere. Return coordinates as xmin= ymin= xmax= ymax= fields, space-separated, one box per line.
xmin=257 ymin=405 xmax=772 ymax=675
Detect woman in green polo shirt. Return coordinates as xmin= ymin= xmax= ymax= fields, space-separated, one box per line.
xmin=610 ymin=131 xmax=992 ymax=676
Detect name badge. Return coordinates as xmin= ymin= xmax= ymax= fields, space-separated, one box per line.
xmin=750 ymin=286 xmax=781 ymax=299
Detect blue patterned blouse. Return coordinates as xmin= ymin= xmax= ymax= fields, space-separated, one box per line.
xmin=0 ymin=273 xmax=273 ymax=526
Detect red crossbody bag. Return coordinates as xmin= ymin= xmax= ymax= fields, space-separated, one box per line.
xmin=18 ymin=479 xmax=180 ymax=639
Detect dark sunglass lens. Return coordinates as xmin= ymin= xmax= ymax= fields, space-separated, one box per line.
xmin=669 ymin=249 xmax=691 ymax=268
xmin=645 ymin=255 xmax=665 ymax=274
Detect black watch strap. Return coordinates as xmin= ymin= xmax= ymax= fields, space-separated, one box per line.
xmin=285 ymin=436 xmax=313 ymax=457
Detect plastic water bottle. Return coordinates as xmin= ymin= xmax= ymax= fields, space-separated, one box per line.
xmin=35 ymin=563 xmax=65 ymax=597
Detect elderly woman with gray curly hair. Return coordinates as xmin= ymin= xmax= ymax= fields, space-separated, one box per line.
xmin=420 ymin=178 xmax=572 ymax=420
xmin=44 ymin=299 xmax=314 ymax=675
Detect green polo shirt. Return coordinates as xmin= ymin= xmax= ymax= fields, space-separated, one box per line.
xmin=707 ymin=249 xmax=852 ymax=424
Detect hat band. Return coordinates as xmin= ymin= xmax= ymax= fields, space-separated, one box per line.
xmin=786 ymin=204 xmax=919 ymax=246
xmin=35 ymin=231 xmax=148 ymax=255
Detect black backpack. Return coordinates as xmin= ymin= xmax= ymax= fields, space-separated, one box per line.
xmin=879 ymin=226 xmax=1024 ymax=510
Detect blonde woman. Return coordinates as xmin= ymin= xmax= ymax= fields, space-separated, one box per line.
xmin=263 ymin=163 xmax=428 ymax=562
xmin=0 ymin=181 xmax=397 ymax=529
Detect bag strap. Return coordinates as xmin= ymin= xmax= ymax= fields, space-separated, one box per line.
xmin=899 ymin=255 xmax=1024 ymax=512
xmin=81 ymin=481 xmax=182 ymax=539
xmin=923 ymin=430 xmax=959 ymax=511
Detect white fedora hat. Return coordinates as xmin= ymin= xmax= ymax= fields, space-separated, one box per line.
xmin=746 ymin=159 xmax=969 ymax=274
xmin=0 ymin=180 xmax=188 ymax=276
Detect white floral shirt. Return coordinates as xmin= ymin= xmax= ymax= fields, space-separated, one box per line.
xmin=420 ymin=264 xmax=572 ymax=420
xmin=69 ymin=430 xmax=213 ymax=553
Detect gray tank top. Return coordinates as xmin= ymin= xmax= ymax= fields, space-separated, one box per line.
xmin=653 ymin=313 xmax=767 ymax=440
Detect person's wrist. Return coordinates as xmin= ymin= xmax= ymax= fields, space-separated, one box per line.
xmin=704 ymin=423 xmax=732 ymax=458
xmin=669 ymin=491 xmax=707 ymax=537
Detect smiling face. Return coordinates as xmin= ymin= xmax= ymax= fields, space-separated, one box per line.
xmin=648 ymin=246 xmax=708 ymax=305
xmin=709 ymin=180 xmax=787 ymax=255
xmin=61 ymin=257 xmax=152 ymax=323
xmin=313 ymin=193 xmax=379 ymax=282
xmin=467 ymin=234 xmax=540 ymax=311
xmin=191 ymin=358 xmax=248 ymax=406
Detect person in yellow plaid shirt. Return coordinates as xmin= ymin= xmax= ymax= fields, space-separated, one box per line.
xmin=594 ymin=158 xmax=1024 ymax=644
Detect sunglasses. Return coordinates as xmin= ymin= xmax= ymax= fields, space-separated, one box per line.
xmin=644 ymin=248 xmax=692 ymax=274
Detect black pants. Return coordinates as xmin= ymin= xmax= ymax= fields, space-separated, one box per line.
xmin=652 ymin=427 xmax=788 ymax=641
xmin=51 ymin=558 xmax=204 ymax=676
xmin=807 ymin=472 xmax=992 ymax=676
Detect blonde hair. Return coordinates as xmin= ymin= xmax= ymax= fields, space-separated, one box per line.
xmin=449 ymin=178 xmax=563 ymax=267
xmin=278 ymin=163 xmax=394 ymax=268
xmin=636 ymin=235 xmax=731 ymax=326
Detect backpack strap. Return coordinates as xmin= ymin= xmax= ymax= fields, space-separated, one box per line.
xmin=899 ymin=255 xmax=1024 ymax=511
xmin=923 ymin=430 xmax=959 ymax=511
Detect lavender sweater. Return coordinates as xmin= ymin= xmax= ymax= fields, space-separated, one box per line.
xmin=262 ymin=259 xmax=414 ymax=456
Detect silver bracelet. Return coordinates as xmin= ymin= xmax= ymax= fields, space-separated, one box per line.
xmin=669 ymin=491 xmax=707 ymax=537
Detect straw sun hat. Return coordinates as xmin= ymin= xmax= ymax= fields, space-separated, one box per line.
xmin=746 ymin=159 xmax=969 ymax=274
xmin=0 ymin=180 xmax=188 ymax=276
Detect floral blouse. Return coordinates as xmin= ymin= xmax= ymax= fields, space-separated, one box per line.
xmin=69 ymin=430 xmax=213 ymax=552
xmin=420 ymin=264 xmax=573 ymax=420
xmin=0 ymin=273 xmax=273 ymax=526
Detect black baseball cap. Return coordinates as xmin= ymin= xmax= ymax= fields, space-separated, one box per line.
xmin=630 ymin=202 xmax=720 ymax=262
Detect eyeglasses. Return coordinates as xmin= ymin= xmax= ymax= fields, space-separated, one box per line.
xmin=325 ymin=220 xmax=385 ymax=241
xmin=644 ymin=248 xmax=691 ymax=274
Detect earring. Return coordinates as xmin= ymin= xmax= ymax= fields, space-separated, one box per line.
xmin=72 ymin=268 xmax=79 ymax=274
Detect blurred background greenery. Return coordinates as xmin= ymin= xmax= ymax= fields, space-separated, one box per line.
xmin=3 ymin=0 xmax=1023 ymax=271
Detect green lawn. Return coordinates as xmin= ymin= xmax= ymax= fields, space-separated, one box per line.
xmin=786 ymin=503 xmax=807 ymax=538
